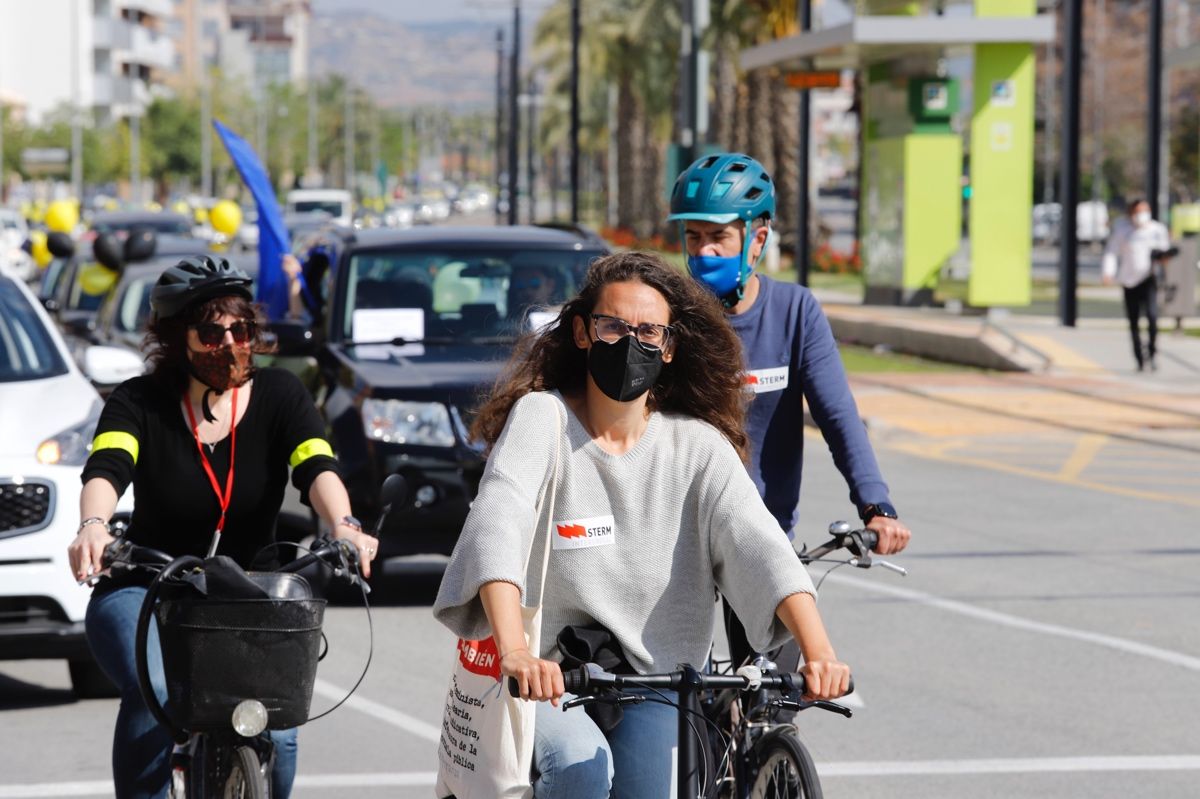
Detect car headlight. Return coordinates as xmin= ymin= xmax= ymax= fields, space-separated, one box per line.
xmin=37 ymin=400 xmax=103 ymax=466
xmin=362 ymin=399 xmax=455 ymax=447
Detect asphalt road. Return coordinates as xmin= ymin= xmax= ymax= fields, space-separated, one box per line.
xmin=3 ymin=405 xmax=1198 ymax=798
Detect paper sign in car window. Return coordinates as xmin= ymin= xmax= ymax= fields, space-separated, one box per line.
xmin=352 ymin=308 xmax=425 ymax=358
xmin=528 ymin=310 xmax=559 ymax=334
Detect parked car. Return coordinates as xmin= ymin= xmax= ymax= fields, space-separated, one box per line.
xmin=293 ymin=224 xmax=608 ymax=563
xmin=0 ymin=272 xmax=134 ymax=697
xmin=0 ymin=209 xmax=37 ymax=282
xmin=1032 ymin=201 xmax=1110 ymax=244
xmin=86 ymin=210 xmax=193 ymax=240
xmin=48 ymin=233 xmax=213 ymax=345
xmin=286 ymin=189 xmax=353 ymax=228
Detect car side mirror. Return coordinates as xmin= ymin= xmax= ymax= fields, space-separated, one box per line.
xmin=82 ymin=346 xmax=145 ymax=387
xmin=266 ymin=320 xmax=318 ymax=357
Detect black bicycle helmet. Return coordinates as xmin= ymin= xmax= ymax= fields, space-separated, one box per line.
xmin=150 ymin=255 xmax=253 ymax=320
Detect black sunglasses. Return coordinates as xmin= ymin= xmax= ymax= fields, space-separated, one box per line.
xmin=191 ymin=320 xmax=256 ymax=348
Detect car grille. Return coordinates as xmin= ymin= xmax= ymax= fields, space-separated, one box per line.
xmin=0 ymin=481 xmax=54 ymax=538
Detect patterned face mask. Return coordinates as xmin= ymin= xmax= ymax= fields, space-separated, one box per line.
xmin=188 ymin=344 xmax=253 ymax=392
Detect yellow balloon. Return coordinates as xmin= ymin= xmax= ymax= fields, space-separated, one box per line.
xmin=30 ymin=231 xmax=52 ymax=268
xmin=45 ymin=201 xmax=79 ymax=233
xmin=210 ymin=201 xmax=242 ymax=236
xmin=79 ymin=263 xmax=119 ymax=296
xmin=193 ymin=207 xmax=209 ymax=224
xmin=172 ymin=200 xmax=190 ymax=216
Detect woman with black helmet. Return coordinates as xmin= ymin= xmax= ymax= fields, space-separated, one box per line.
xmin=66 ymin=255 xmax=376 ymax=799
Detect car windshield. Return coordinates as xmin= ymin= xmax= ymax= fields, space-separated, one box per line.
xmin=341 ymin=248 xmax=598 ymax=342
xmin=116 ymin=275 xmax=157 ymax=333
xmin=0 ymin=278 xmax=68 ymax=381
xmin=294 ymin=200 xmax=345 ymax=216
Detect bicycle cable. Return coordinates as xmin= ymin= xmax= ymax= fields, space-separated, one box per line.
xmin=814 ymin=558 xmax=854 ymax=593
xmin=253 ymin=540 xmax=374 ymax=723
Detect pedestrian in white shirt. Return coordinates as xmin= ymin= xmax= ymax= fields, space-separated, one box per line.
xmin=1102 ymin=199 xmax=1172 ymax=371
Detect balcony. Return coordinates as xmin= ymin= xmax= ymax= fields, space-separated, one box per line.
xmin=123 ymin=25 xmax=174 ymax=71
xmin=115 ymin=0 xmax=172 ymax=18
xmin=111 ymin=77 xmax=152 ymax=116
xmin=94 ymin=16 xmax=132 ymax=50
xmin=93 ymin=74 xmax=113 ymax=106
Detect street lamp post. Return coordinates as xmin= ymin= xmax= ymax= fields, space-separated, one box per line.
xmin=508 ymin=1 xmax=521 ymax=226
xmin=527 ymin=75 xmax=537 ymax=224
xmin=569 ymin=0 xmax=580 ymax=223
xmin=1057 ymin=0 xmax=1084 ymax=327
xmin=1147 ymin=0 xmax=1164 ymax=218
xmin=796 ymin=0 xmax=813 ymax=287
xmin=496 ymin=27 xmax=505 ymax=224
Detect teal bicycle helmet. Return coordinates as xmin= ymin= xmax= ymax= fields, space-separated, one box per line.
xmin=668 ymin=153 xmax=775 ymax=224
xmin=668 ymin=153 xmax=775 ymax=306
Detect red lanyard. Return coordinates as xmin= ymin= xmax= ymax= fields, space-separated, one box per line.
xmin=184 ymin=387 xmax=238 ymax=539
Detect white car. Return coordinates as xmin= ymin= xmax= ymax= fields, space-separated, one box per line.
xmin=0 ymin=209 xmax=37 ymax=283
xmin=0 ymin=273 xmax=136 ymax=697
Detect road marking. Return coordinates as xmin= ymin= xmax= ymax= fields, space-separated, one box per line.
xmin=0 ymin=773 xmax=440 ymax=797
xmin=1055 ymin=432 xmax=1108 ymax=480
xmin=312 ymin=679 xmax=442 ymax=742
xmin=7 ymin=757 xmax=1200 ymax=796
xmin=889 ymin=439 xmax=1200 ymax=508
xmin=820 ymin=754 xmax=1200 ymax=777
xmin=825 ymin=571 xmax=1200 ymax=672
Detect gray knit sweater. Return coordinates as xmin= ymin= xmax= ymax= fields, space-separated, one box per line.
xmin=433 ymin=391 xmax=817 ymax=674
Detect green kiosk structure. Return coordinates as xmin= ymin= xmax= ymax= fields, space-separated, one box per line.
xmin=743 ymin=1 xmax=1054 ymax=307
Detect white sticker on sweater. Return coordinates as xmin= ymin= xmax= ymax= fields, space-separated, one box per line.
xmin=552 ymin=515 xmax=615 ymax=550
xmin=745 ymin=366 xmax=789 ymax=394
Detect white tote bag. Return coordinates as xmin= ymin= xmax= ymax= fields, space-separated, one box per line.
xmin=435 ymin=408 xmax=562 ymax=799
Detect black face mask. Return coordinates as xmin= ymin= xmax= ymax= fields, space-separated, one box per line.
xmin=587 ymin=334 xmax=663 ymax=402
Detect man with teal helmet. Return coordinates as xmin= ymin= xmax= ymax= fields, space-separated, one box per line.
xmin=668 ymin=152 xmax=775 ymax=306
xmin=669 ymin=152 xmax=911 ymax=667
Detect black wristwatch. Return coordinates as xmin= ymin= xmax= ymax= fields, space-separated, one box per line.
xmin=337 ymin=514 xmax=364 ymax=533
xmin=860 ymin=502 xmax=898 ymax=524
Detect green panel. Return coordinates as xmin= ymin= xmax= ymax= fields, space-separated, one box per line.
xmin=903 ymin=135 xmax=961 ymax=291
xmin=861 ymin=137 xmax=906 ymax=290
xmin=968 ymin=43 xmax=1034 ymax=306
xmin=907 ymin=78 xmax=959 ymax=129
xmin=976 ymin=0 xmax=1036 ymax=17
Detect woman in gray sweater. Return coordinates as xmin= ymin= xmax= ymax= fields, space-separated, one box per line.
xmin=434 ymin=251 xmax=849 ymax=799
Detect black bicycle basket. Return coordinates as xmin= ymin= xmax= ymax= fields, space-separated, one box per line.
xmin=154 ymin=570 xmax=326 ymax=731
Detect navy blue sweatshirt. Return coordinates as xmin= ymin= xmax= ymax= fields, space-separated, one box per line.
xmin=728 ymin=274 xmax=890 ymax=535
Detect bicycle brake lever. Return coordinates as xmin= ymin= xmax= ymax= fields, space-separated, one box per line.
xmin=771 ymin=698 xmax=853 ymax=718
xmin=874 ymin=559 xmax=908 ymax=576
xmin=562 ymin=693 xmax=644 ymax=711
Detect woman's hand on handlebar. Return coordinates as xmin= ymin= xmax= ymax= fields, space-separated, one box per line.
xmin=332 ymin=526 xmax=380 ymax=579
xmin=799 ymin=657 xmax=852 ymax=701
xmin=865 ymin=514 xmax=910 ymax=555
xmin=502 ymin=648 xmax=565 ymax=706
xmin=68 ymin=522 xmax=116 ymax=583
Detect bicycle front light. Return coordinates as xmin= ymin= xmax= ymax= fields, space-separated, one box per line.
xmin=361 ymin=399 xmax=455 ymax=446
xmin=231 ymin=699 xmax=269 ymax=737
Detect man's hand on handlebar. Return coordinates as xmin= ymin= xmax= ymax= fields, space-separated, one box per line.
xmin=865 ymin=514 xmax=910 ymax=555
xmin=502 ymin=648 xmax=565 ymax=707
xmin=68 ymin=523 xmax=117 ymax=584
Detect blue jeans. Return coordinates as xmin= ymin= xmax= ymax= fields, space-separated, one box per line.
xmin=533 ymin=691 xmax=676 ymax=799
xmin=86 ymin=586 xmax=298 ymax=798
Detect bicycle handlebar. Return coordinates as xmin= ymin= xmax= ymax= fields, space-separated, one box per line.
xmin=506 ymin=657 xmax=854 ymax=705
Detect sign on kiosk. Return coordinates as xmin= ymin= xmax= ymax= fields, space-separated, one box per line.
xmin=783 ymin=71 xmax=842 ymax=90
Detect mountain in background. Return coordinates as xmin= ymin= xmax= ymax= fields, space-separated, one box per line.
xmin=311 ymin=11 xmax=499 ymax=108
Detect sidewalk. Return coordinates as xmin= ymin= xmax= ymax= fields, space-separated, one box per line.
xmin=810 ymin=289 xmax=1200 ymax=496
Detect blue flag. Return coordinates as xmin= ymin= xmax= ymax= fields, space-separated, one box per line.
xmin=212 ymin=119 xmax=293 ymax=321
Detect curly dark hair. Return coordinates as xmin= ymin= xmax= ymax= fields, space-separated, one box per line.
xmin=471 ymin=250 xmax=750 ymax=461
xmin=142 ymin=295 xmax=276 ymax=395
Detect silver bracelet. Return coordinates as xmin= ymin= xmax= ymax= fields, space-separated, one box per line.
xmin=78 ymin=516 xmax=110 ymax=534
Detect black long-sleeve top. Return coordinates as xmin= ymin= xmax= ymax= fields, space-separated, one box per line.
xmin=82 ymin=367 xmax=338 ymax=595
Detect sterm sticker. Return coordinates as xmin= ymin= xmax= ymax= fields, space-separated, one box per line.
xmin=745 ymin=366 xmax=789 ymax=394
xmin=553 ymin=515 xmax=616 ymax=550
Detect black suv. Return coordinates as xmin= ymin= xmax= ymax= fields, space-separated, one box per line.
xmin=292 ymin=225 xmax=607 ymax=561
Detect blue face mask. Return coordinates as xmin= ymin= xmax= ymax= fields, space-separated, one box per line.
xmin=686 ymin=253 xmax=743 ymax=299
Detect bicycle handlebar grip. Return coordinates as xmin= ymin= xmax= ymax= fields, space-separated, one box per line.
xmin=860 ymin=529 xmax=879 ymax=551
